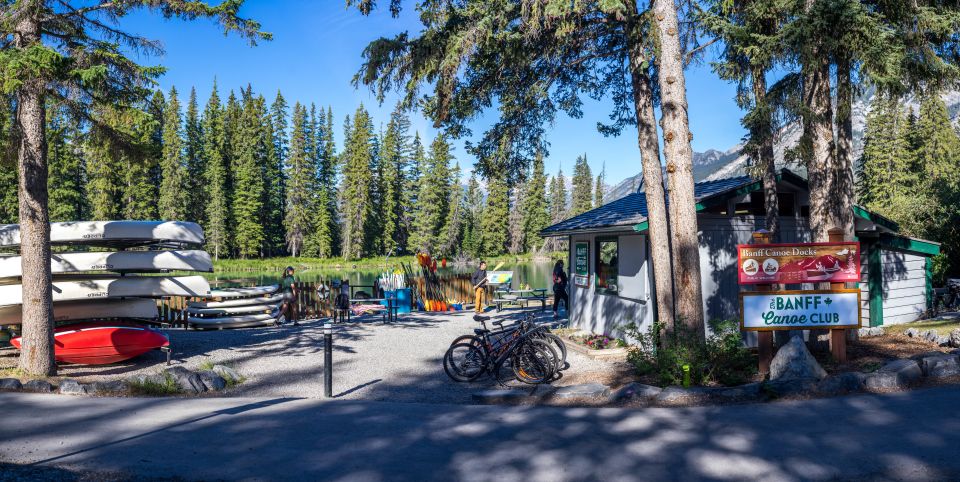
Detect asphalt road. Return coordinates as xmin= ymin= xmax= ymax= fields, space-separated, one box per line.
xmin=2 ymin=387 xmax=960 ymax=481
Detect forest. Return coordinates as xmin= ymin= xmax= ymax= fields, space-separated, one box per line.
xmin=2 ymin=85 xmax=608 ymax=261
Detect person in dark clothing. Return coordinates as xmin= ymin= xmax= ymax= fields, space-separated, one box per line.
xmin=471 ymin=261 xmax=488 ymax=314
xmin=552 ymin=260 xmax=569 ymax=319
xmin=279 ymin=266 xmax=299 ymax=327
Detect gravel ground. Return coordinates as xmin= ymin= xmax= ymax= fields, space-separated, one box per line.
xmin=0 ymin=309 xmax=629 ymax=404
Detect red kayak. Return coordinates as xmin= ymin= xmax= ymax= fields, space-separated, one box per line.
xmin=10 ymin=322 xmax=169 ymax=365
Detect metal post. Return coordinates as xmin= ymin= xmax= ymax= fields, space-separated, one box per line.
xmin=324 ymin=322 xmax=333 ymax=398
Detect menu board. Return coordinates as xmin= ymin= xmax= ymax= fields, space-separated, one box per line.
xmin=737 ymin=242 xmax=860 ymax=285
xmin=574 ymin=242 xmax=589 ymax=287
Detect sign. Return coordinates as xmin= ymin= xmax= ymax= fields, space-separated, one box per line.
xmin=737 ymin=241 xmax=860 ymax=284
xmin=740 ymin=289 xmax=862 ymax=331
xmin=574 ymin=242 xmax=589 ymax=287
xmin=487 ymin=271 xmax=513 ymax=285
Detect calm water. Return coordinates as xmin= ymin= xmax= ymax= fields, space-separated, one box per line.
xmin=203 ymin=260 xmax=557 ymax=290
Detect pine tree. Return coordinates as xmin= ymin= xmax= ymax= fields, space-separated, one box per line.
xmin=522 ymin=152 xmax=550 ymax=252
xmin=378 ymin=104 xmax=411 ymax=255
xmin=507 ymin=186 xmax=525 ymax=255
xmin=549 ymin=169 xmax=569 ymax=224
xmin=0 ymin=101 xmax=17 ymax=223
xmin=285 ymin=103 xmax=313 ymax=257
xmin=857 ymin=95 xmax=916 ymax=219
xmin=259 ymin=94 xmax=285 ymax=256
xmin=481 ymin=172 xmax=509 ymax=256
xmin=184 ymin=87 xmax=205 ymax=224
xmin=594 ymin=164 xmax=605 ymax=208
xmin=47 ymin=106 xmax=86 ymax=222
xmin=84 ymin=106 xmax=125 ymax=221
xmin=304 ymin=106 xmax=336 ymax=257
xmin=159 ymin=86 xmax=187 ymax=220
xmin=340 ymin=105 xmax=376 ymax=260
xmin=202 ymin=81 xmax=230 ymax=260
xmin=571 ymin=154 xmax=593 ymax=215
xmin=410 ymin=134 xmax=452 ymax=254
xmin=404 ymin=132 xmax=426 ymax=252
xmin=462 ymin=172 xmax=484 ymax=258
xmin=439 ymin=162 xmax=465 ymax=256
xmin=120 ymin=94 xmax=161 ymax=221
xmin=232 ymin=94 xmax=267 ymax=258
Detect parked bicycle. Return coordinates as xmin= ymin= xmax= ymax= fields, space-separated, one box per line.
xmin=442 ymin=312 xmax=568 ymax=385
xmin=931 ymin=278 xmax=960 ymax=317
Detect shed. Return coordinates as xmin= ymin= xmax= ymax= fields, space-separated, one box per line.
xmin=541 ymin=169 xmax=940 ymax=337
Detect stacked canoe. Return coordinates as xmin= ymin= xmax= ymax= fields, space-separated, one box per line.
xmin=185 ymin=285 xmax=282 ymax=329
xmin=0 ymin=220 xmax=213 ymax=365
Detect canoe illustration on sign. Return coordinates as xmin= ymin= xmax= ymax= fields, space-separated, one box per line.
xmin=10 ymin=321 xmax=170 ymax=364
xmin=737 ymin=242 xmax=861 ymax=284
xmin=0 ymin=220 xmax=204 ymax=248
xmin=0 ymin=276 xmax=211 ymax=306
xmin=0 ymin=298 xmax=158 ymax=325
xmin=0 ymin=250 xmax=213 ymax=278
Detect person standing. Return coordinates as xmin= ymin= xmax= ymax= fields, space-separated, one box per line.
xmin=552 ymin=260 xmax=569 ymax=320
xmin=279 ymin=266 xmax=300 ymax=327
xmin=471 ymin=260 xmax=488 ymax=314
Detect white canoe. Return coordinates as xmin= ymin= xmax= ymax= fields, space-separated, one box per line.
xmin=0 ymin=250 xmax=213 ymax=278
xmin=0 ymin=275 xmax=211 ymax=306
xmin=207 ymin=285 xmax=279 ymax=300
xmin=188 ymin=312 xmax=278 ymax=329
xmin=0 ymin=298 xmax=158 ymax=325
xmin=185 ymin=303 xmax=281 ymax=316
xmin=0 ymin=221 xmax=204 ymax=248
xmin=187 ymin=294 xmax=283 ymax=309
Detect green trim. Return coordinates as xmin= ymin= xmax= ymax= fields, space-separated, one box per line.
xmin=878 ymin=233 xmax=941 ymax=256
xmin=926 ymin=256 xmax=934 ymax=313
xmin=868 ymin=241 xmax=884 ymax=327
xmin=852 ymin=205 xmax=900 ymax=232
xmin=633 ymin=221 xmax=648 ymax=232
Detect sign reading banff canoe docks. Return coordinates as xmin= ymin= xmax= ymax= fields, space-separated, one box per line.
xmin=737 ymin=241 xmax=861 ymax=284
xmin=740 ymin=289 xmax=862 ymax=331
xmin=574 ymin=242 xmax=589 ymax=287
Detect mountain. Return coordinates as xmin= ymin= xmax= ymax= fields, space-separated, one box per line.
xmin=606 ymin=89 xmax=960 ymax=200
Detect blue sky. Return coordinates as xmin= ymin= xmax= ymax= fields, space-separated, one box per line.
xmin=125 ymin=1 xmax=746 ymax=186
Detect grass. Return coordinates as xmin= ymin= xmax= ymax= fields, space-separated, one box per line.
xmin=884 ymin=317 xmax=960 ymax=336
xmin=127 ymin=373 xmax=179 ymax=396
xmin=197 ymin=360 xmax=216 ymax=371
xmin=0 ymin=367 xmax=26 ymax=379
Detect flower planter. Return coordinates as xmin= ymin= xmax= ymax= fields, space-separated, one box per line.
xmin=563 ymin=336 xmax=630 ymax=361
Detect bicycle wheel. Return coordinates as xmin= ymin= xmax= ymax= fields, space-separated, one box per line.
xmin=443 ymin=342 xmax=486 ymax=382
xmin=535 ymin=332 xmax=567 ymax=372
xmin=449 ymin=335 xmax=484 ymax=350
xmin=512 ymin=340 xmax=557 ymax=384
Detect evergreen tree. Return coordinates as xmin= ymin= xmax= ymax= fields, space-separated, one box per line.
xmin=439 ymin=162 xmax=465 ymax=256
xmin=410 ymin=134 xmax=452 ymax=254
xmin=304 ymin=106 xmax=336 ymax=257
xmin=184 ymin=87 xmax=205 ymax=223
xmin=507 ymin=186 xmax=525 ymax=255
xmin=461 ymin=172 xmax=484 ymax=257
xmin=571 ymin=154 xmax=593 ymax=215
xmin=47 ymin=106 xmax=86 ymax=222
xmin=84 ymin=106 xmax=125 ymax=221
xmin=340 ymin=105 xmax=376 ymax=259
xmin=404 ymin=132 xmax=426 ymax=252
xmin=285 ymin=103 xmax=313 ymax=257
xmin=159 ymin=86 xmax=187 ymax=220
xmin=549 ymin=169 xmax=569 ymax=224
xmin=232 ymin=94 xmax=267 ymax=258
xmin=0 ymin=101 xmax=16 ymax=223
xmin=260 ymin=95 xmax=285 ymax=256
xmin=201 ymin=81 xmax=230 ymax=260
xmin=120 ymin=94 xmax=161 ymax=221
xmin=481 ymin=172 xmax=509 ymax=256
xmin=857 ymin=95 xmax=917 ymax=222
xmin=594 ymin=165 xmax=605 ymax=208
xmin=521 ymin=152 xmax=550 ymax=252
xmin=378 ymin=104 xmax=411 ymax=255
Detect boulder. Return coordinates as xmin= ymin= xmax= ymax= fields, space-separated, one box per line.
xmin=655 ymin=386 xmax=710 ymax=404
xmin=0 ymin=378 xmax=21 ymax=391
xmin=551 ymin=383 xmax=610 ymax=399
xmin=58 ymin=379 xmax=88 ymax=395
xmin=88 ymin=380 xmax=128 ymax=394
xmin=22 ymin=380 xmax=54 ymax=393
xmin=816 ymin=372 xmax=866 ymax=395
xmin=950 ymin=329 xmax=960 ymax=348
xmin=164 ymin=366 xmax=206 ymax=394
xmin=919 ymin=354 xmax=960 ymax=378
xmin=198 ymin=370 xmax=227 ymax=391
xmin=865 ymin=359 xmax=921 ymax=390
xmin=769 ymin=335 xmax=828 ymax=381
xmin=212 ymin=365 xmax=242 ymax=384
xmin=858 ymin=327 xmax=885 ymax=338
xmin=904 ymin=328 xmax=919 ymax=338
xmin=763 ymin=378 xmax=818 ymax=397
xmin=608 ymin=382 xmax=662 ymax=402
xmin=922 ymin=330 xmax=940 ymax=344
xmin=472 ymin=389 xmax=533 ymax=405
xmin=714 ymin=382 xmax=762 ymax=400
xmin=938 ymin=336 xmax=952 ymax=347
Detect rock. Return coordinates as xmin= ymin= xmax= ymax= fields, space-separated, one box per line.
xmin=58 ymin=379 xmax=88 ymax=395
xmin=770 ymin=335 xmax=828 ymax=381
xmin=88 ymin=380 xmax=127 ymax=394
xmin=938 ymin=336 xmax=952 ymax=347
xmin=817 ymin=372 xmax=866 ymax=395
xmin=551 ymin=383 xmax=610 ymax=399
xmin=950 ymin=329 xmax=960 ymax=348
xmin=763 ymin=378 xmax=818 ymax=397
xmin=922 ymin=330 xmax=940 ymax=344
xmin=164 ymin=366 xmax=206 ymax=394
xmin=608 ymin=382 xmax=662 ymax=401
xmin=714 ymin=382 xmax=762 ymax=400
xmin=905 ymin=328 xmax=919 ymax=338
xmin=212 ymin=365 xmax=242 ymax=384
xmin=858 ymin=327 xmax=885 ymax=338
xmin=22 ymin=380 xmax=54 ymax=393
xmin=865 ymin=359 xmax=922 ymax=390
xmin=919 ymin=354 xmax=960 ymax=378
xmin=0 ymin=378 xmax=21 ymax=391
xmin=655 ymin=386 xmax=710 ymax=404
xmin=472 ymin=389 xmax=533 ymax=404
xmin=198 ymin=370 xmax=227 ymax=391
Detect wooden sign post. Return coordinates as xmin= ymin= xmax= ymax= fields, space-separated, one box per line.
xmin=828 ymin=228 xmax=847 ymax=363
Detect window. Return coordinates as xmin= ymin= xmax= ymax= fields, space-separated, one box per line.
xmin=596 ymin=237 xmax=619 ymax=295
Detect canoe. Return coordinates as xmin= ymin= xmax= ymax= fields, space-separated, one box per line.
xmin=185 ymin=302 xmax=281 ymax=316
xmin=0 ymin=221 xmax=204 ymax=248
xmin=187 ymin=294 xmax=284 ymax=309
xmin=0 ymin=250 xmax=213 ymax=278
xmin=0 ymin=275 xmax=211 ymax=306
xmin=10 ymin=321 xmax=169 ymax=365
xmin=0 ymin=298 xmax=158 ymax=325
xmin=207 ymin=285 xmax=279 ymax=300
xmin=188 ymin=312 xmax=279 ymax=329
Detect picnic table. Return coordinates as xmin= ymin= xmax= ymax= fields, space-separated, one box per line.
xmin=334 ymin=297 xmax=399 ymax=323
xmin=492 ymin=288 xmax=548 ymax=312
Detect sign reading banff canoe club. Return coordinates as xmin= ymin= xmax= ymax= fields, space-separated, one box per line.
xmin=736 ymin=241 xmax=861 ymax=284
xmin=574 ymin=242 xmax=590 ymax=287
xmin=740 ymin=289 xmax=862 ymax=331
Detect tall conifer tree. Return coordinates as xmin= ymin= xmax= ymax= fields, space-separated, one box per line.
xmin=340 ymin=106 xmax=376 ymax=259
xmin=285 ymin=103 xmax=313 ymax=257
xmin=481 ymin=173 xmax=509 ymax=256
xmin=232 ymin=94 xmax=267 ymax=258
xmin=571 ymin=154 xmax=593 ymax=216
xmin=202 ymin=82 xmax=230 ymax=260
xmin=184 ymin=87 xmax=204 ymax=223
xmin=160 ymin=86 xmax=187 ymax=220
xmin=522 ymin=152 xmax=550 ymax=253
xmin=47 ymin=106 xmax=86 ymax=222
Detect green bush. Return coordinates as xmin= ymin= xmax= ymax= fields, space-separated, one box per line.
xmin=624 ymin=318 xmax=755 ymax=387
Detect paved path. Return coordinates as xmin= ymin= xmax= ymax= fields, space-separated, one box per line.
xmin=3 ymin=387 xmax=960 ymax=481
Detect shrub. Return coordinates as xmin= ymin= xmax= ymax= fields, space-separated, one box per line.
xmin=624 ymin=318 xmax=755 ymax=387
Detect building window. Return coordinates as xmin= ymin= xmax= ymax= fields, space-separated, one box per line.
xmin=596 ymin=237 xmax=619 ymax=295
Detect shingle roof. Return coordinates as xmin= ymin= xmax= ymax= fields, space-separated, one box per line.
xmin=541 ymin=173 xmax=756 ymax=235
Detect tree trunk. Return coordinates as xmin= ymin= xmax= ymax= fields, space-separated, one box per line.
xmin=833 ymin=55 xmax=856 ymax=240
xmin=625 ymin=3 xmax=675 ymax=333
xmin=652 ymin=0 xmax=705 ymax=338
xmin=802 ymin=1 xmax=838 ymax=242
xmin=15 ymin=9 xmax=56 ymax=376
xmin=752 ymin=66 xmax=780 ymax=241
